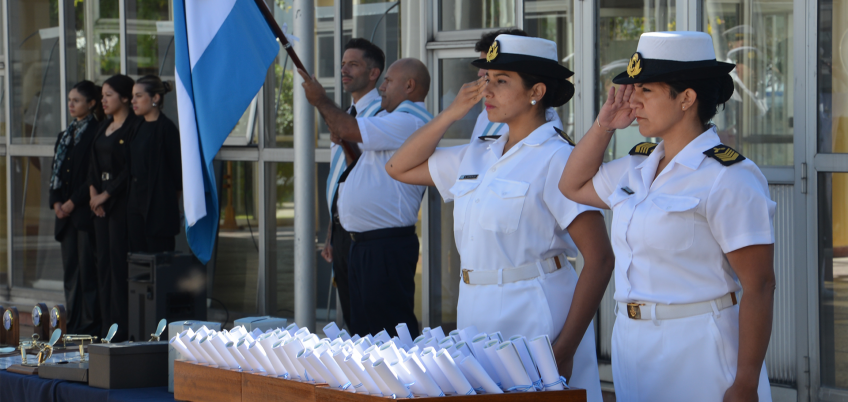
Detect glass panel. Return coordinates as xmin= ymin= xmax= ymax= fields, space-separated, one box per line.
xmin=0 ymin=159 xmax=7 ymax=286
xmin=819 ymin=0 xmax=848 ymax=154
xmin=10 ymin=0 xmax=63 ymax=145
xmin=126 ymin=0 xmax=178 ymax=125
xmin=210 ymin=161 xmax=259 ymax=315
xmin=439 ymin=0 xmax=515 ymax=32
xmin=12 ymin=157 xmax=62 ymax=289
xmin=524 ymin=0 xmax=576 ymax=137
xmin=269 ymin=1 xmax=295 ymax=148
xmin=818 ymin=172 xmax=848 ymax=389
xmin=66 ymin=0 xmax=120 ymax=88
xmin=704 ymin=0 xmax=793 ymax=166
xmin=438 ymin=58 xmax=481 ymax=140
xmin=273 ymin=162 xmax=296 ymax=318
xmin=598 ymin=0 xmax=674 ymax=160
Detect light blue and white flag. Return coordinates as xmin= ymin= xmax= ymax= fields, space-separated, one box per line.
xmin=174 ymin=0 xmax=278 ymax=263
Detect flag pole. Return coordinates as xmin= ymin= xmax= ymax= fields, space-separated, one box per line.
xmin=254 ymin=0 xmax=362 ymax=161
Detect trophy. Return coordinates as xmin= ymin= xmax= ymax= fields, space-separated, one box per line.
xmin=0 ymin=304 xmax=6 ymax=346
xmin=32 ymin=303 xmax=49 ymax=340
xmin=150 ymin=319 xmax=167 ymax=341
xmin=102 ymin=323 xmax=118 ymax=343
xmin=6 ymin=330 xmax=61 ymax=375
xmin=4 ymin=307 xmax=19 ymax=348
xmin=61 ymin=333 xmax=98 ymax=362
xmin=50 ymin=305 xmax=67 ymax=338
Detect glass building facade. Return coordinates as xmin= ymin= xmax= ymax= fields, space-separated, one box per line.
xmin=0 ymin=0 xmax=844 ymax=400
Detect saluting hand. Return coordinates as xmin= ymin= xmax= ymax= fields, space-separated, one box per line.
xmin=297 ymin=69 xmax=328 ymax=107
xmin=443 ymin=76 xmax=487 ymax=121
xmin=597 ymin=84 xmax=636 ymax=131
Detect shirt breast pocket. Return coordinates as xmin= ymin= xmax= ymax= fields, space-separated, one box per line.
xmin=478 ymin=178 xmax=530 ymax=234
xmin=642 ymin=195 xmax=701 ymax=251
xmin=449 ymin=180 xmax=481 ymax=231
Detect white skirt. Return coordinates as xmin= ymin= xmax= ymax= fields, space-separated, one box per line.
xmin=457 ymin=266 xmax=603 ymax=402
xmin=612 ymin=303 xmax=772 ymax=402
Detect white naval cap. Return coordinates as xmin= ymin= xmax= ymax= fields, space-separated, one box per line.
xmin=635 ymin=31 xmax=717 ymax=62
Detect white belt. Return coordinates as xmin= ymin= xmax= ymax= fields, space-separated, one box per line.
xmin=618 ymin=292 xmax=738 ymax=321
xmin=461 ymin=254 xmax=566 ymax=286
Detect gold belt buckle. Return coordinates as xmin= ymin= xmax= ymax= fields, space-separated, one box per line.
xmin=626 ymin=303 xmax=644 ymax=319
xmin=462 ymin=269 xmax=471 ymax=285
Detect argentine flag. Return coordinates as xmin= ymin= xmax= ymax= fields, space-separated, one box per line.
xmin=174 ymin=0 xmax=278 ymax=263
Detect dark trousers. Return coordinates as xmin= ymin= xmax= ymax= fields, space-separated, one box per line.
xmin=348 ymin=226 xmax=420 ymax=338
xmin=127 ymin=213 xmax=176 ymax=253
xmin=59 ymin=224 xmax=99 ymax=336
xmin=93 ymin=195 xmax=129 ymax=341
xmin=331 ymin=219 xmax=353 ymax=330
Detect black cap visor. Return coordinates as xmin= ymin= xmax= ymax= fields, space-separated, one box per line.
xmin=612 ymin=58 xmax=736 ymax=85
xmin=472 ymin=53 xmax=574 ymax=80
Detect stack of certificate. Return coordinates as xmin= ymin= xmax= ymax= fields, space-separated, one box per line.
xmin=169 ymin=321 xmax=567 ymax=398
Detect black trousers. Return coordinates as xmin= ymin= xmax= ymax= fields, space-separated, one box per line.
xmin=330 ymin=218 xmax=353 ymax=330
xmin=93 ymin=195 xmax=129 ymax=341
xmin=348 ymin=226 xmax=419 ymax=338
xmin=127 ymin=213 xmax=176 ymax=253
xmin=59 ymin=224 xmax=99 ymax=335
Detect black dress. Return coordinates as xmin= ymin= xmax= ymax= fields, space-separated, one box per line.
xmin=49 ymin=118 xmax=100 ymax=335
xmin=88 ymin=114 xmax=137 ymax=341
xmin=127 ymin=113 xmax=182 ymax=253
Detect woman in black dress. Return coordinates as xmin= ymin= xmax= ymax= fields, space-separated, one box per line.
xmin=50 ymin=80 xmax=103 ymax=335
xmin=128 ymin=75 xmax=182 ymax=253
xmin=88 ymin=74 xmax=137 ymax=341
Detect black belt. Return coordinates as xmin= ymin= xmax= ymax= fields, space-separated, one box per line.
xmin=349 ymin=226 xmax=415 ymax=242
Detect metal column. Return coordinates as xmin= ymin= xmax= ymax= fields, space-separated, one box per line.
xmin=293 ymin=0 xmax=316 ymax=330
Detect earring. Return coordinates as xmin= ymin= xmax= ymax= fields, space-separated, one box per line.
xmin=152 ymin=102 xmax=157 ymax=107
xmin=682 ymin=105 xmax=686 ymax=111
xmin=531 ymin=100 xmax=537 ymax=105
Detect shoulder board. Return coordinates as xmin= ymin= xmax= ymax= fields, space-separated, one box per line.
xmin=394 ymin=100 xmax=433 ymax=123
xmin=359 ymin=99 xmax=384 ymax=118
xmin=554 ymin=127 xmax=575 ymax=146
xmin=478 ymin=135 xmax=501 ymax=141
xmin=703 ymin=145 xmax=746 ymax=166
xmin=629 ymin=142 xmax=658 ymax=156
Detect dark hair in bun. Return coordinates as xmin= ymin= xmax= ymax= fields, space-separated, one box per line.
xmin=135 ymin=74 xmax=173 ymax=110
xmin=517 ymin=72 xmax=574 ymax=109
xmin=667 ymin=76 xmax=733 ymax=129
xmin=71 ymin=80 xmax=105 ymax=121
xmin=103 ymin=74 xmax=135 ymax=104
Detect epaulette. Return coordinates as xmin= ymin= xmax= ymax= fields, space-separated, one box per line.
xmin=554 ymin=127 xmax=575 ymax=146
xmin=703 ymin=145 xmax=745 ymax=166
xmin=629 ymin=142 xmax=657 ymax=156
xmin=478 ymin=135 xmax=501 ymax=141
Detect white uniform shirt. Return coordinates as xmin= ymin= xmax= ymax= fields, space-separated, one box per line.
xmin=337 ymin=102 xmax=428 ymax=233
xmin=592 ymin=127 xmax=776 ymax=304
xmin=470 ymin=108 xmax=562 ymax=140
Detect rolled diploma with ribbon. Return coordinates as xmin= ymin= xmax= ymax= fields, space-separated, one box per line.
xmin=286 ymin=323 xmax=300 ymax=336
xmin=295 ymin=327 xmax=311 ymax=340
xmin=528 ymin=335 xmax=565 ymax=391
xmin=460 ymin=326 xmax=479 ymax=344
xmin=483 ymin=339 xmax=513 ymax=389
xmin=362 ymin=353 xmax=393 ymax=396
xmin=434 ymin=348 xmax=475 ymax=395
xmin=258 ymin=336 xmax=288 ymax=376
xmin=338 ymin=330 xmax=352 ymax=342
xmin=453 ymin=351 xmax=483 ymax=391
xmin=422 ymin=327 xmax=432 ymax=340
xmin=283 ymin=337 xmax=309 ymax=380
xmin=226 ymin=341 xmax=253 ymax=372
xmin=372 ymin=358 xmax=412 ymax=399
xmin=323 ymin=322 xmax=341 ymax=340
xmin=449 ymin=330 xmax=462 ymax=344
xmin=237 ymin=340 xmax=264 ymax=372
xmin=170 ymin=336 xmax=195 ymax=362
xmin=470 ymin=334 xmax=499 ymax=384
xmin=211 ymin=334 xmax=240 ymax=369
xmin=354 ymin=337 xmax=372 ymax=355
xmin=395 ymin=323 xmax=415 ymax=350
xmin=345 ymin=353 xmax=382 ymax=395
xmin=373 ymin=330 xmax=392 ymax=345
xmin=319 ymin=349 xmax=355 ymax=392
xmin=190 ymin=335 xmax=213 ymax=364
xmin=431 ymin=326 xmax=447 ymax=342
xmin=272 ymin=340 xmax=299 ymax=379
xmin=200 ymin=336 xmax=230 ymax=368
xmin=296 ymin=349 xmax=326 ymax=383
xmin=420 ymin=347 xmax=455 ymax=395
xmin=390 ymin=360 xmax=426 ymax=396
xmin=459 ymin=354 xmax=503 ymax=394
xmin=333 ymin=350 xmax=365 ymax=393
xmin=401 ymin=354 xmax=443 ymax=397
xmin=378 ymin=341 xmax=401 ymax=365
xmin=495 ymin=342 xmax=535 ymax=392
xmin=455 ymin=341 xmax=473 ymax=358
xmin=305 ymin=349 xmax=340 ymax=386
xmin=248 ymin=342 xmax=278 ymax=375
xmin=509 ymin=336 xmax=541 ymax=385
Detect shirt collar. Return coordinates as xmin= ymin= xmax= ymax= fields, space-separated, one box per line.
xmin=352 ymin=88 xmax=380 ymax=112
xmin=635 ymin=126 xmax=721 ymax=171
xmin=522 ymin=121 xmax=558 ymax=146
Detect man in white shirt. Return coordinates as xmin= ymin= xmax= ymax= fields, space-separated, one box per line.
xmin=320 ymin=38 xmax=385 ymax=331
xmin=299 ymin=58 xmax=432 ymax=337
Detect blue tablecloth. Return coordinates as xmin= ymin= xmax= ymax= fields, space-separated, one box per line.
xmin=0 ymin=370 xmax=175 ymax=402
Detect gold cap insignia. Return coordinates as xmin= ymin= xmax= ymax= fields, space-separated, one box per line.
xmin=629 ymin=142 xmax=657 ymax=156
xmin=626 ymin=52 xmax=643 ymax=78
xmin=486 ymin=41 xmax=499 ymax=63
xmin=703 ymin=145 xmax=745 ymax=166
xmin=119 ymin=139 xmax=124 ymax=144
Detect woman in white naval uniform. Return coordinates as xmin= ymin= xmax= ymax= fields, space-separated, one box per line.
xmin=387 ymin=35 xmax=610 ymax=402
xmin=561 ymin=32 xmax=775 ymax=402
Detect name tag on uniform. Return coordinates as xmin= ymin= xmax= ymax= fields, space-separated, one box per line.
xmin=459 ymin=175 xmax=478 ymax=180
xmin=621 ymin=186 xmax=634 ymax=195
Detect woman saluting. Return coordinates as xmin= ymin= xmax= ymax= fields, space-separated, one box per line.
xmin=387 ymin=35 xmax=609 ymax=402
xmin=560 ymin=32 xmax=775 ymax=401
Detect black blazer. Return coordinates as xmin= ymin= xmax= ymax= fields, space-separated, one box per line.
xmin=128 ymin=113 xmax=183 ymax=237
xmin=50 ymin=120 xmax=101 ymax=239
xmin=88 ymin=114 xmax=138 ymax=213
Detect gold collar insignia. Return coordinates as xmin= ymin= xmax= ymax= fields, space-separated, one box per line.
xmin=486 ymin=41 xmax=499 ymax=62
xmin=627 ymin=52 xmax=643 ymax=78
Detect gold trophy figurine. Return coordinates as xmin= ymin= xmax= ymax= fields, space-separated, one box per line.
xmin=149 ymin=319 xmax=167 ymax=342
xmin=101 ymin=324 xmax=118 ymax=343
xmin=61 ymin=333 xmax=98 ymax=362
